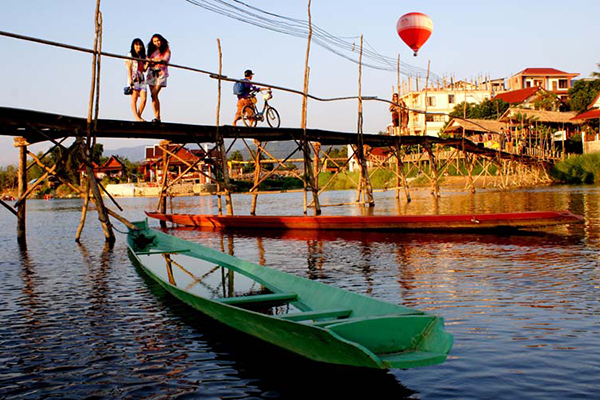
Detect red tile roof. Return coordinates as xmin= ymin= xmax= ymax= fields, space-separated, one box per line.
xmin=518 ymin=68 xmax=577 ymax=76
xmin=571 ymin=109 xmax=600 ymax=121
xmin=494 ymin=86 xmax=542 ymax=104
xmin=369 ymin=147 xmax=391 ymax=157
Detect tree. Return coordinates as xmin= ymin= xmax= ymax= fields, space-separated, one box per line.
xmin=591 ymin=60 xmax=600 ymax=79
xmin=449 ymin=98 xmax=509 ymax=120
xmin=228 ymin=150 xmax=243 ymax=161
xmin=533 ymin=91 xmax=560 ymax=111
xmin=568 ymin=79 xmax=600 ymax=113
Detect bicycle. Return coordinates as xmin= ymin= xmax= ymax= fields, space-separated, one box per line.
xmin=241 ymin=89 xmax=281 ymax=128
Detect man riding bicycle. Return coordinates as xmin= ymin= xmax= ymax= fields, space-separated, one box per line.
xmin=232 ymin=69 xmax=267 ymax=126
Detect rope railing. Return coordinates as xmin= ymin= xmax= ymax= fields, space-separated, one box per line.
xmin=0 ymin=29 xmax=553 ymax=157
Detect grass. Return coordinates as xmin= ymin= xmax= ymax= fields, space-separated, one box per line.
xmin=550 ymin=153 xmax=600 ymax=184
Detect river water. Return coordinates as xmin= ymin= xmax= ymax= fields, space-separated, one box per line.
xmin=1 ymin=186 xmax=599 ymax=399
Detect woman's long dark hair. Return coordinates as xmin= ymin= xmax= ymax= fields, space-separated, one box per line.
xmin=147 ymin=34 xmax=169 ymax=55
xmin=130 ymin=38 xmax=146 ymax=59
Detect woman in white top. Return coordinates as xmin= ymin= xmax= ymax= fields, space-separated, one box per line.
xmin=125 ymin=38 xmax=148 ymax=121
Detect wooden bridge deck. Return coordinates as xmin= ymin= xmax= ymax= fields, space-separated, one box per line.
xmin=0 ymin=106 xmax=549 ymax=167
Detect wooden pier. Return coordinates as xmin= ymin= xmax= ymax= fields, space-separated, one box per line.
xmin=0 ymin=3 xmax=555 ymax=245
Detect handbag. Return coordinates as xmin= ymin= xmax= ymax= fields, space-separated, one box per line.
xmin=124 ymin=85 xmax=133 ymax=95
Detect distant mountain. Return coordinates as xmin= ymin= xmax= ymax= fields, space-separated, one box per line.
xmin=105 ymin=145 xmax=148 ymax=162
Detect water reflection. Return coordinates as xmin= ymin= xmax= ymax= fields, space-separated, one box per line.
xmin=3 ymin=187 xmax=600 ymax=399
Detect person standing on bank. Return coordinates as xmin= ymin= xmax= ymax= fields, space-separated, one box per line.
xmin=232 ymin=69 xmax=266 ymax=126
xmin=126 ymin=38 xmax=148 ymax=122
xmin=146 ymin=34 xmax=171 ymax=123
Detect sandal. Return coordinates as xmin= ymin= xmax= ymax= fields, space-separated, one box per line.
xmin=152 ymin=118 xmax=161 ymax=123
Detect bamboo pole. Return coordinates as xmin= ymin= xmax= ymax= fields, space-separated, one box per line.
xmin=423 ymin=60 xmax=431 ymax=136
xmin=313 ymin=142 xmax=321 ymax=193
xmin=27 ymin=150 xmax=138 ymax=231
xmin=75 ymin=178 xmax=91 ymax=242
xmin=215 ymin=38 xmax=233 ymax=216
xmin=158 ymin=140 xmax=170 ymax=228
xmin=356 ymin=35 xmax=374 ymax=207
xmin=300 ymin=0 xmax=321 ymax=215
xmin=250 ymin=139 xmax=262 ymax=215
xmin=84 ymin=0 xmax=114 ymax=243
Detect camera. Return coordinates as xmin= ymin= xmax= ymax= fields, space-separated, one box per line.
xmin=124 ymin=85 xmax=133 ymax=95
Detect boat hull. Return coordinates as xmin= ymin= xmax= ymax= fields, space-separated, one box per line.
xmin=127 ymin=220 xmax=453 ymax=369
xmin=145 ymin=210 xmax=583 ymax=231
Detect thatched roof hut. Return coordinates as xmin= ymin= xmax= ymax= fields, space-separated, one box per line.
xmin=498 ymin=108 xmax=580 ymax=124
xmin=443 ymin=118 xmax=506 ymax=136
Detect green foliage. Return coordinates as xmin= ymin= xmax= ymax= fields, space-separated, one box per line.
xmin=0 ymin=165 xmax=18 ymax=192
xmin=229 ymin=150 xmax=243 ymax=161
xmin=550 ymin=153 xmax=600 ymax=184
xmin=449 ymin=98 xmax=510 ymax=120
xmin=324 ymin=146 xmax=348 ymax=169
xmin=533 ymin=91 xmax=560 ymax=111
xmin=568 ymin=79 xmax=600 ymax=113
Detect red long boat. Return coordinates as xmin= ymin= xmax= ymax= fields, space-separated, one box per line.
xmin=145 ymin=210 xmax=583 ymax=232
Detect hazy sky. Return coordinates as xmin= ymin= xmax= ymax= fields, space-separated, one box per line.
xmin=1 ymin=0 xmax=599 ymax=165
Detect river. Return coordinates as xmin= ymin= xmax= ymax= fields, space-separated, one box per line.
xmin=1 ymin=186 xmax=599 ymax=399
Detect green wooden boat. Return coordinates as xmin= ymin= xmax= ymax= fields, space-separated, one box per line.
xmin=127 ymin=220 xmax=453 ymax=369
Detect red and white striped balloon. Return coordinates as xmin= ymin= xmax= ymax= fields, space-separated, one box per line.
xmin=396 ymin=12 xmax=433 ymax=56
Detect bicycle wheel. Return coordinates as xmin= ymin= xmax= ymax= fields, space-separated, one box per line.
xmin=265 ymin=106 xmax=281 ymax=128
xmin=242 ymin=105 xmax=257 ymax=127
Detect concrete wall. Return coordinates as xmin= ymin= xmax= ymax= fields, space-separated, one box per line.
xmin=583 ymin=140 xmax=600 ymax=154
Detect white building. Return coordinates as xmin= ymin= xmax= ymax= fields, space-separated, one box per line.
xmin=399 ymin=80 xmax=493 ymax=137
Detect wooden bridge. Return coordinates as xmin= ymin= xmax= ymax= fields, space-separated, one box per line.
xmin=0 ymin=16 xmax=554 ymax=246
xmin=0 ymin=105 xmax=550 ymax=165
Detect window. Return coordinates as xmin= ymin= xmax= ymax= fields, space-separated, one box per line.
xmin=427 ymin=96 xmax=436 ymax=107
xmin=448 ymin=94 xmax=455 ymax=104
xmin=559 ymin=79 xmax=568 ymax=89
xmin=426 ymin=114 xmax=445 ymax=122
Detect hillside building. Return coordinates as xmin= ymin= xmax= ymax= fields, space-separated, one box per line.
xmin=506 ymin=68 xmax=579 ymax=101
xmin=399 ymin=80 xmax=493 ymax=137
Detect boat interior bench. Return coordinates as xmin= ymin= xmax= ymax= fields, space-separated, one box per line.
xmin=216 ymin=293 xmax=298 ymax=307
xmin=136 ymin=248 xmax=191 ymax=255
xmin=278 ymin=308 xmax=352 ymax=322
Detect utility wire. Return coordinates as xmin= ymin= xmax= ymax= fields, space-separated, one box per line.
xmin=183 ymin=0 xmax=439 ymax=79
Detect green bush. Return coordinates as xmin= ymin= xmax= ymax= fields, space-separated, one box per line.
xmin=551 ymin=154 xmax=600 ymax=184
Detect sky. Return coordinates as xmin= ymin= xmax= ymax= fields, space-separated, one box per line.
xmin=1 ymin=0 xmax=599 ymax=165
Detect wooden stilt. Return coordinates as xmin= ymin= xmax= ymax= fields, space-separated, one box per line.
xmin=356 ymin=35 xmax=374 ymax=207
xmin=423 ymin=142 xmax=440 ymax=197
xmin=300 ymin=0 xmax=321 ymax=216
xmin=250 ymin=139 xmax=262 ymax=215
xmin=14 ymin=137 xmax=28 ymax=245
xmin=215 ymin=38 xmax=233 ymax=216
xmin=158 ymin=140 xmax=170 ymax=228
xmin=75 ymin=178 xmax=91 ymax=242
xmin=313 ymin=142 xmax=321 ymax=193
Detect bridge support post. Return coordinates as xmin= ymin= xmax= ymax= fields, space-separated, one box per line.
xmin=393 ymin=143 xmax=411 ymax=203
xmin=250 ymin=139 xmax=263 ymax=216
xmin=312 ymin=142 xmax=321 ymax=195
xmin=14 ymin=137 xmax=28 ymax=246
xmin=158 ymin=140 xmax=170 ymax=228
xmin=423 ymin=142 xmax=440 ymax=198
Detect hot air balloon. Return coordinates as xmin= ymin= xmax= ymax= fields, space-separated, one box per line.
xmin=396 ymin=12 xmax=433 ymax=56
